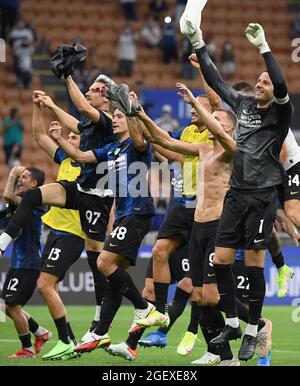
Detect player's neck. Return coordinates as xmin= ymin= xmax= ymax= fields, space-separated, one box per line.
xmin=195 ymin=124 xmax=206 ymax=132
xmin=256 ymin=99 xmax=273 ymax=109
xmin=118 ymin=133 xmax=130 ymax=144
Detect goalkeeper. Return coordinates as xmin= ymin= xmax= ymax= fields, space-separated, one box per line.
xmin=180 ymin=0 xmax=293 ymax=361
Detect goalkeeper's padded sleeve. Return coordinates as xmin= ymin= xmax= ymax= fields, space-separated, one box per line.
xmin=195 ymin=46 xmax=242 ymax=112
xmin=262 ymin=51 xmax=288 ymax=102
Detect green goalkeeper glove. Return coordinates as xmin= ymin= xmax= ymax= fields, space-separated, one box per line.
xmin=181 ymin=16 xmax=204 ymax=50
xmin=245 ymin=23 xmax=270 ymax=54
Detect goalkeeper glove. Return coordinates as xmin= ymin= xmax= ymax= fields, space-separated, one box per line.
xmin=180 ymin=16 xmax=205 ymax=50
xmin=245 ymin=23 xmax=270 ymax=54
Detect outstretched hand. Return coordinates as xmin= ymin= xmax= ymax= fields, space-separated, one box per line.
xmin=188 ymin=53 xmax=200 ymax=70
xmin=33 ymin=90 xmax=45 ymax=105
xmin=176 ymin=82 xmax=196 ymax=105
xmin=245 ymin=23 xmax=270 ymax=54
xmin=180 ymin=16 xmax=203 ymax=48
xmin=37 ymin=95 xmax=56 ymax=110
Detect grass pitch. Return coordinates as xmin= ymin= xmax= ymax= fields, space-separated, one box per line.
xmin=0 ymin=305 xmax=299 ymax=366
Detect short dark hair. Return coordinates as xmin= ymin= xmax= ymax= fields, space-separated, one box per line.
xmin=214 ymin=109 xmax=237 ymax=130
xmin=232 ymin=81 xmax=254 ymax=94
xmin=26 ymin=167 xmax=45 ymax=187
xmin=10 ymin=107 xmax=18 ymax=118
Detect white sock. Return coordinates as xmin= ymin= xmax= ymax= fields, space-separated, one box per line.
xmin=94 ymin=305 xmax=101 ymax=322
xmin=245 ymin=324 xmax=258 ymax=337
xmin=25 ymin=346 xmax=35 ymax=353
xmin=180 ymin=0 xmax=207 ymax=33
xmin=226 ymin=317 xmax=239 ymax=328
xmin=34 ymin=326 xmax=46 ymax=337
xmin=0 ymin=232 xmax=12 ymax=252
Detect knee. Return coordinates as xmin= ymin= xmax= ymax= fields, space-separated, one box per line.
xmin=37 ymin=276 xmax=52 ymax=294
xmin=142 ymin=286 xmax=155 ymax=302
xmin=178 ymin=277 xmax=193 ymax=294
xmin=6 ymin=304 xmax=19 ymax=317
xmin=97 ymin=257 xmax=110 ymax=277
xmin=190 ymin=288 xmax=203 ymax=304
xmin=285 ymin=205 xmax=296 ymax=221
xmin=202 ymin=291 xmax=220 ymax=307
xmin=152 ymin=244 xmax=169 ymax=264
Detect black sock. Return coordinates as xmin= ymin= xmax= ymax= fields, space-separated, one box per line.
xmin=54 ymin=316 xmax=70 ymax=344
xmin=271 ymin=252 xmax=285 ymax=270
xmin=236 ymin=298 xmax=249 ymax=323
xmin=87 ymin=251 xmax=107 ymax=306
xmin=187 ymin=302 xmax=201 ymax=334
xmin=247 ymin=266 xmax=266 ymax=325
xmin=200 ymin=306 xmax=221 ymax=355
xmin=126 ymin=327 xmax=147 ymax=350
xmin=198 ymin=306 xmax=228 ymax=356
xmin=258 ymin=318 xmax=265 ymax=331
xmin=27 ymin=317 xmax=39 ymax=334
xmin=158 ymin=287 xmax=190 ymax=334
xmin=107 ymin=268 xmax=147 ymax=309
xmin=201 ymin=305 xmax=233 ymax=360
xmin=6 ymin=188 xmax=42 ymax=238
xmin=236 ymin=298 xmax=265 ymax=330
xmin=214 ymin=264 xmax=237 ymax=318
xmin=67 ymin=322 xmax=76 ymax=343
xmin=19 ymin=333 xmax=32 ymax=349
xmin=95 ymin=283 xmax=123 ymax=336
xmin=154 ymin=282 xmax=169 ymax=314
xmin=199 ymin=322 xmax=219 ymax=356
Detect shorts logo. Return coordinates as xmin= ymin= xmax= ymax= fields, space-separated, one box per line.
xmin=291 ymin=191 xmax=299 ymax=195
xmin=207 ymin=273 xmax=216 ymax=277
xmin=109 ymin=243 xmax=118 ymax=247
xmin=254 ymin=238 xmax=264 ymax=243
xmin=47 ymin=264 xmax=55 ymax=268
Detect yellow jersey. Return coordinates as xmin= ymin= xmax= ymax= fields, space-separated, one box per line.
xmin=42 ymin=149 xmax=86 ymax=240
xmin=180 ymin=125 xmax=213 ymax=196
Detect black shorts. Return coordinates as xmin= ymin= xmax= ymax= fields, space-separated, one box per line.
xmin=232 ymin=260 xmax=249 ymax=304
xmin=58 ymin=180 xmax=113 ymax=241
xmin=157 ymin=204 xmax=195 ymax=243
xmin=103 ymin=215 xmax=152 ymax=266
xmin=41 ymin=230 xmax=85 ymax=280
xmin=215 ymin=187 xmax=277 ymax=250
xmin=189 ymin=220 xmax=218 ymax=287
xmin=284 ymin=162 xmax=300 ymax=201
xmin=1 ymin=268 xmax=39 ymax=306
xmin=145 ymin=242 xmax=190 ymax=284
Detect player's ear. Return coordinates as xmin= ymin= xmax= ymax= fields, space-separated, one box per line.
xmin=31 ymin=180 xmax=38 ymax=188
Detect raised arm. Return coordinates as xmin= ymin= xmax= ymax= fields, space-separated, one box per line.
xmin=181 ymin=18 xmax=242 ymax=110
xmin=126 ymin=116 xmax=148 ymax=152
xmin=189 ymin=53 xmax=222 ymax=111
xmin=32 ymin=91 xmax=58 ymax=159
xmin=137 ymin=110 xmax=199 ymax=156
xmin=125 ymin=92 xmax=148 ymax=152
xmin=49 ymin=124 xmax=97 ymax=164
xmin=245 ymin=23 xmax=287 ymax=103
xmin=3 ymin=167 xmax=26 ymax=206
xmin=177 ymin=82 xmax=236 ymax=153
xmin=65 ymin=76 xmax=100 ymax=123
xmin=153 ymin=144 xmax=184 ymax=164
xmin=37 ymin=94 xmax=80 ymax=134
